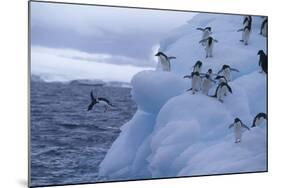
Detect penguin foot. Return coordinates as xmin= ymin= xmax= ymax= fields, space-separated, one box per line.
xmin=240 ymin=40 xmax=244 ymax=42
xmin=219 ymin=99 xmax=224 ymax=103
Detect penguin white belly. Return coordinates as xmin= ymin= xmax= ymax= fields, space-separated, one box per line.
xmin=243 ymin=29 xmax=250 ymax=45
xmin=202 ymin=79 xmax=212 ymax=95
xmin=255 ymin=117 xmax=265 ymax=127
xmin=234 ymin=125 xmax=242 ymax=140
xmin=193 ymin=66 xmax=201 ymax=73
xmin=97 ymin=101 xmax=110 ymax=107
xmin=159 ymin=56 xmax=170 ymax=71
xmin=201 ymin=31 xmax=210 ymax=46
xmin=192 ymin=76 xmax=201 ymax=92
xmin=223 ymin=69 xmax=231 ymax=81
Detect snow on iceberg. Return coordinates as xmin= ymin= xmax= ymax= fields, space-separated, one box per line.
xmin=98 ymin=13 xmax=267 ymax=180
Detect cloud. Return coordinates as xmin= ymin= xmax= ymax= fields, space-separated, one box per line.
xmin=31 ymin=46 xmax=154 ymax=83
xmin=30 ymin=2 xmax=196 ymax=60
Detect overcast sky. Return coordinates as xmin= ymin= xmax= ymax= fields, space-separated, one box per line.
xmin=30 ymin=2 xmax=196 ymax=82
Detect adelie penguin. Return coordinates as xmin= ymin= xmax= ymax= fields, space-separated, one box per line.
xmin=237 ymin=26 xmax=251 ymax=45
xmin=252 ymin=113 xmax=267 ymax=127
xmin=257 ymin=50 xmax=267 ymax=74
xmin=196 ymin=27 xmax=212 ymax=46
xmin=184 ymin=71 xmax=202 ymax=94
xmin=229 ymin=118 xmax=250 ymax=143
xmin=193 ymin=61 xmax=203 ymax=73
xmin=217 ymin=64 xmax=239 ymax=82
xmin=199 ymin=36 xmax=218 ymax=58
xmin=201 ymin=72 xmax=216 ymax=95
xmin=210 ymin=82 xmax=232 ymax=103
xmin=155 ymin=52 xmax=176 ymax=72
xmin=87 ymin=91 xmax=113 ymax=112
xmin=260 ymin=17 xmax=268 ymax=37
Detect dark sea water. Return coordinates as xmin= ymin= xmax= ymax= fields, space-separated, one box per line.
xmin=30 ymin=81 xmax=137 ymax=187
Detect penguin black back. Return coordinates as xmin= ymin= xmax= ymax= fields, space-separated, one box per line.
xmin=257 ymin=50 xmax=268 ymax=74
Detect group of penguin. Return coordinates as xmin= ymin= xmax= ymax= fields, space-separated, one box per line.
xmin=154 ymin=15 xmax=268 ymax=143
xmin=86 ymin=15 xmax=268 ymax=144
xmin=155 ymin=15 xmax=267 ymax=104
xmin=229 ymin=113 xmax=267 ymax=143
xmin=183 ymin=61 xmax=239 ymax=103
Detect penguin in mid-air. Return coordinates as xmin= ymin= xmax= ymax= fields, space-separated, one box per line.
xmin=237 ymin=26 xmax=251 ymax=45
xmin=87 ymin=91 xmax=113 ymax=112
xmin=210 ymin=82 xmax=232 ymax=103
xmin=193 ymin=61 xmax=203 ymax=73
xmin=257 ymin=50 xmax=267 ymax=74
xmin=196 ymin=27 xmax=212 ymax=46
xmin=260 ymin=17 xmax=268 ymax=37
xmin=217 ymin=64 xmax=239 ymax=82
xmin=184 ymin=71 xmax=202 ymax=94
xmin=229 ymin=118 xmax=250 ymax=143
xmin=155 ymin=52 xmax=176 ymax=72
xmin=252 ymin=113 xmax=267 ymax=127
xmin=199 ymin=36 xmax=218 ymax=58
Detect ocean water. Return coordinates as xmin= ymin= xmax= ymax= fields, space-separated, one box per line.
xmin=30 ymin=81 xmax=137 ymax=187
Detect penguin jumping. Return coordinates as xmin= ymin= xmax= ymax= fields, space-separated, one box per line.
xmin=199 ymin=36 xmax=218 ymax=58
xmin=252 ymin=113 xmax=267 ymax=127
xmin=260 ymin=18 xmax=268 ymax=37
xmin=196 ymin=27 xmax=212 ymax=46
xmin=184 ymin=71 xmax=202 ymax=94
xmin=210 ymin=82 xmax=232 ymax=103
xmin=229 ymin=118 xmax=250 ymax=143
xmin=257 ymin=50 xmax=267 ymax=74
xmin=217 ymin=64 xmax=239 ymax=82
xmin=237 ymin=26 xmax=251 ymax=45
xmin=155 ymin=52 xmax=176 ymax=72
xmin=87 ymin=91 xmax=113 ymax=112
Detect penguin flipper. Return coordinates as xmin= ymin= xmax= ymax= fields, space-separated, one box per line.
xmin=87 ymin=102 xmax=94 ymax=111
xmin=196 ymin=27 xmax=204 ymax=31
xmin=183 ymin=75 xmax=191 ymax=79
xmin=242 ymin=123 xmax=250 ymax=130
xmin=230 ymin=68 xmax=240 ymax=72
xmin=226 ymin=84 xmax=233 ymax=93
xmin=90 ymin=90 xmax=95 ymax=100
xmin=228 ymin=123 xmax=234 ymax=129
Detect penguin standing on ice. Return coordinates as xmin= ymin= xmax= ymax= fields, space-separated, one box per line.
xmin=184 ymin=71 xmax=202 ymax=94
xmin=237 ymin=26 xmax=251 ymax=45
xmin=229 ymin=118 xmax=250 ymax=143
xmin=155 ymin=52 xmax=176 ymax=72
xmin=201 ymin=73 xmax=216 ymax=95
xmin=193 ymin=61 xmax=203 ymax=73
xmin=210 ymin=82 xmax=232 ymax=103
xmin=260 ymin=17 xmax=268 ymax=37
xmin=257 ymin=50 xmax=267 ymax=74
xmin=87 ymin=91 xmax=113 ymax=112
xmin=252 ymin=113 xmax=267 ymax=127
xmin=217 ymin=64 xmax=239 ymax=82
xmin=199 ymin=36 xmax=218 ymax=58
xmin=196 ymin=27 xmax=212 ymax=46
